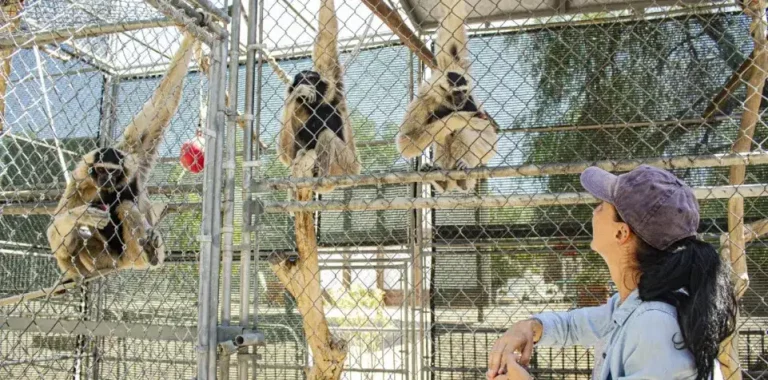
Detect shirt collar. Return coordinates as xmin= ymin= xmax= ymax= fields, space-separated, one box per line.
xmin=612 ymin=288 xmax=643 ymax=326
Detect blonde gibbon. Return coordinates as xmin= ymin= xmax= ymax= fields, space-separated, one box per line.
xmin=46 ymin=32 xmax=196 ymax=280
xmin=277 ymin=0 xmax=361 ymax=194
xmin=396 ymin=0 xmax=498 ymax=193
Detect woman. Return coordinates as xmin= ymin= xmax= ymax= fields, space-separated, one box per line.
xmin=486 ymin=165 xmax=737 ymax=380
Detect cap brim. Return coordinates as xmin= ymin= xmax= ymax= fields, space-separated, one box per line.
xmin=580 ymin=167 xmax=618 ymax=203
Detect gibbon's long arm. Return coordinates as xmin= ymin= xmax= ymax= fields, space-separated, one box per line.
xmin=117 ymin=32 xmax=196 ymax=183
xmin=278 ymin=90 xmax=304 ymax=166
xmin=313 ymin=0 xmax=358 ymax=172
xmin=314 ymin=0 xmax=342 ymax=102
xmin=435 ymin=0 xmax=470 ymax=72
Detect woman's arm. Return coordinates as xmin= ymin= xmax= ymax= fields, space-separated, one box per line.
xmin=532 ymin=295 xmax=618 ymax=348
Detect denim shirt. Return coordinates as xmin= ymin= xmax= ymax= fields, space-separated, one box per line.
xmin=532 ymin=289 xmax=722 ymax=380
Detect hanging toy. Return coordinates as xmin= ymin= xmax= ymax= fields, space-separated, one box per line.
xmin=180 ymin=129 xmax=205 ymax=174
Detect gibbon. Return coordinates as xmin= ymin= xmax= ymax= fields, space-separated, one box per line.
xmin=46 ymin=32 xmax=196 ymax=280
xmin=277 ymin=0 xmax=361 ymax=194
xmin=396 ymin=0 xmax=498 ymax=194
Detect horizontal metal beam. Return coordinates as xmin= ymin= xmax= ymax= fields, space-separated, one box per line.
xmin=0 ymin=184 xmax=203 ymax=203
xmin=0 ymin=317 xmax=196 ymax=342
xmin=0 ymin=18 xmax=177 ymax=49
xmin=262 ymin=184 xmax=768 ymax=213
xmin=144 ymin=0 xmax=227 ymax=45
xmin=0 ymin=202 xmax=199 ymax=216
xmin=252 ymin=152 xmax=768 ymax=192
xmin=414 ymin=0 xmax=730 ymax=30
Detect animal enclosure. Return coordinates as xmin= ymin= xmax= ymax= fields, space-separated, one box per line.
xmin=0 ymin=0 xmax=767 ymax=379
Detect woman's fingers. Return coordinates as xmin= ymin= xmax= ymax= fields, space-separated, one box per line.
xmin=487 ymin=340 xmax=507 ymax=379
xmin=505 ymin=352 xmax=533 ymax=380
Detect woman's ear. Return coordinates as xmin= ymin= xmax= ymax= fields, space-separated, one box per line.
xmin=615 ymin=223 xmax=632 ymax=245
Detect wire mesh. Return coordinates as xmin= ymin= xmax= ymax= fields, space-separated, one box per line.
xmin=0 ymin=1 xmax=210 ymax=379
xmin=248 ymin=1 xmax=768 ymax=380
xmin=1 ymin=0 xmax=768 ymax=380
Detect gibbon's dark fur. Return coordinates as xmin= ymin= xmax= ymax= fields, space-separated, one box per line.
xmin=277 ymin=0 xmax=360 ymax=194
xmin=396 ymin=0 xmax=498 ymax=193
xmin=46 ymin=32 xmax=196 ymax=280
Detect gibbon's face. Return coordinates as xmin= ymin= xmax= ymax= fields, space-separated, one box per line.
xmin=83 ymin=147 xmax=133 ymax=191
xmin=439 ymin=71 xmax=470 ymax=109
xmin=290 ymin=70 xmax=328 ymax=104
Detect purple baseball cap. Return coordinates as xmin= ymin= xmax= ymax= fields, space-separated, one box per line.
xmin=580 ymin=165 xmax=700 ymax=251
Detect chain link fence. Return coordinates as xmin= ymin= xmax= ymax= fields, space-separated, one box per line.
xmin=0 ymin=0 xmax=767 ymax=379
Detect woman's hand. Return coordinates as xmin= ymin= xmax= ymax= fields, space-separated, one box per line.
xmin=487 ymin=318 xmax=542 ymax=379
xmin=491 ymin=352 xmax=534 ymax=380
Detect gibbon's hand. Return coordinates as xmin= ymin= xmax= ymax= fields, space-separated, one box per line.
xmin=487 ymin=319 xmax=542 ymax=379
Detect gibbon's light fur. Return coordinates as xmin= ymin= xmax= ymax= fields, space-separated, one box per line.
xmin=46 ymin=32 xmax=196 ymax=280
xmin=396 ymin=0 xmax=498 ymax=193
xmin=277 ymin=0 xmax=360 ymax=194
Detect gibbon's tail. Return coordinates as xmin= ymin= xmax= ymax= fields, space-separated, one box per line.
xmin=435 ymin=0 xmax=469 ymax=71
xmin=313 ymin=0 xmax=342 ymax=86
xmin=118 ymin=32 xmax=196 ymax=171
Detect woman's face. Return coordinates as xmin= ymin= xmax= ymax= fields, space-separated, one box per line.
xmin=590 ymin=201 xmax=631 ymax=260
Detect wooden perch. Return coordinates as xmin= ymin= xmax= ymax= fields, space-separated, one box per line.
xmin=0 ymin=0 xmax=22 ymax=136
xmin=703 ymin=49 xmax=755 ymax=120
xmin=718 ymin=1 xmax=767 ymax=378
xmin=360 ymin=0 xmax=437 ymax=70
xmin=268 ymin=185 xmax=347 ymax=379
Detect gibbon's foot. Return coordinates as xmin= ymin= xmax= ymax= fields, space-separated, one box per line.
xmin=430 ymin=180 xmax=448 ymax=194
xmin=292 ymin=148 xmax=317 ymax=179
xmin=77 ymin=226 xmax=93 ymax=240
xmin=419 ymin=163 xmax=440 ymax=172
xmin=455 ymin=159 xmax=470 ymax=171
xmin=73 ymin=206 xmax=111 ymax=229
xmin=143 ymin=229 xmax=164 ymax=266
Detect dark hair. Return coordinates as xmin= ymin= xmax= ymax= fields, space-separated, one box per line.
xmin=614 ymin=212 xmax=737 ymax=380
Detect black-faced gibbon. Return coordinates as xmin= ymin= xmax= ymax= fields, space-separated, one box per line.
xmin=277 ymin=0 xmax=361 ymax=194
xmin=46 ymin=32 xmax=196 ymax=280
xmin=396 ymin=0 xmax=498 ymax=194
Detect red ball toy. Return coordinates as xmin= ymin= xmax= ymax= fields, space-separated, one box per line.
xmin=180 ymin=131 xmax=205 ymax=174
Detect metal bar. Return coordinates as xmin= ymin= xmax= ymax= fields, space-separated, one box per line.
xmin=196 ymin=36 xmax=223 ymax=380
xmin=144 ymin=0 xmax=224 ymax=45
xmin=32 ymin=45 xmax=70 ymax=187
xmin=0 ymin=18 xmax=178 ymax=49
xmin=278 ymin=0 xmax=316 ymax=33
xmin=252 ymin=152 xmax=768 ymax=192
xmin=241 ymin=0 xmax=260 ymax=377
xmin=187 ymin=0 xmax=231 ymax=23
xmin=2 ymin=133 xmax=79 ymax=155
xmin=220 ymin=0 xmax=243 ymax=378
xmin=263 ymin=184 xmax=768 ymax=213
xmin=207 ymin=37 xmax=228 ymax=380
xmin=0 ymin=317 xmax=196 ymax=341
xmin=0 ymin=184 xmax=203 ymax=202
xmin=417 ymin=0 xmax=732 ymax=30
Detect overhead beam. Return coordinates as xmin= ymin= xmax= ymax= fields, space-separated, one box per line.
xmin=360 ymin=0 xmax=437 ymax=69
xmin=0 ymin=18 xmax=178 ymax=49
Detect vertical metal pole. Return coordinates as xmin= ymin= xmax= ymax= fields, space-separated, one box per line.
xmin=221 ymin=0 xmax=243 ymax=378
xmin=197 ymin=36 xmax=223 ymax=380
xmin=241 ymin=0 xmax=260 ymax=378
xmin=252 ymin=0 xmax=264 ymax=341
xmin=209 ymin=37 xmax=229 ymax=380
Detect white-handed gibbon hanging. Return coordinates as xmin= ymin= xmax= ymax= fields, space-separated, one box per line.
xmin=277 ymin=0 xmax=361 ymax=195
xmin=396 ymin=0 xmax=499 ymax=194
xmin=46 ymin=30 xmax=197 ymax=280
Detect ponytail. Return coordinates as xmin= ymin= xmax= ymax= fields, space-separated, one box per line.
xmin=634 ymin=236 xmax=737 ymax=380
xmin=613 ymin=211 xmax=737 ymax=380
